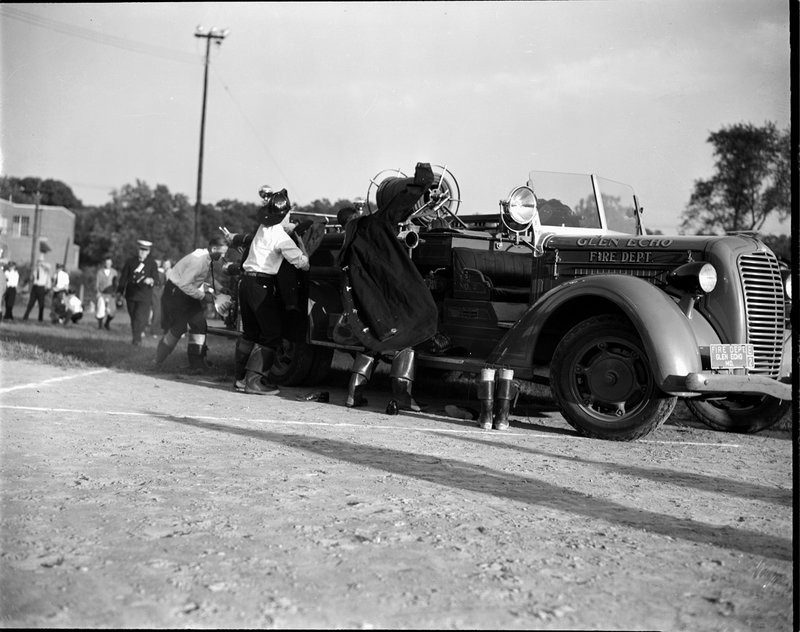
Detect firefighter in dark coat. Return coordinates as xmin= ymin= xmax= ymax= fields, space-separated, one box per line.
xmin=338 ymin=162 xmax=438 ymax=413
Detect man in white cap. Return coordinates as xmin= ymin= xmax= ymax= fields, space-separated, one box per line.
xmin=117 ymin=239 xmax=159 ymax=345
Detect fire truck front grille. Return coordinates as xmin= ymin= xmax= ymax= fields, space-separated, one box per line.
xmin=738 ymin=252 xmax=785 ymax=377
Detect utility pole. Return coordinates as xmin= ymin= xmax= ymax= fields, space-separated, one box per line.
xmin=28 ymin=188 xmax=42 ymax=275
xmin=193 ymin=26 xmax=229 ymax=248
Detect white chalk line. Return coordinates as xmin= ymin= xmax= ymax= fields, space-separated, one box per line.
xmin=0 ymin=368 xmax=109 ymax=394
xmin=0 ymin=404 xmax=743 ymax=447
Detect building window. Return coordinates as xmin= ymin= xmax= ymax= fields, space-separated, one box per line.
xmin=13 ymin=215 xmax=30 ymax=236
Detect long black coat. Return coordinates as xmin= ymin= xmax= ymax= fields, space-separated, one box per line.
xmin=117 ymin=255 xmax=159 ymax=303
xmin=338 ymin=171 xmax=438 ymax=353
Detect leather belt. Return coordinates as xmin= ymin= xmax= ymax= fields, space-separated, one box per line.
xmin=243 ymin=270 xmax=276 ymax=279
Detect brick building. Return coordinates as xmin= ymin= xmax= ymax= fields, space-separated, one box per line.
xmin=0 ymin=199 xmax=80 ymax=271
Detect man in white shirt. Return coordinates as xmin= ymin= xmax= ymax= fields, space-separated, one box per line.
xmin=51 ymin=263 xmax=71 ymax=323
xmin=154 ymin=236 xmax=228 ymax=371
xmin=23 ymin=256 xmax=52 ymax=322
xmin=222 ymin=186 xmax=309 ymax=395
xmin=3 ymin=261 xmax=19 ymax=321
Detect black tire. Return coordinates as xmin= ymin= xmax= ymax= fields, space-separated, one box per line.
xmin=304 ymin=346 xmax=334 ymax=386
xmin=550 ymin=315 xmax=677 ymax=441
xmin=269 ymin=340 xmax=316 ymax=386
xmin=685 ymin=395 xmax=790 ymax=434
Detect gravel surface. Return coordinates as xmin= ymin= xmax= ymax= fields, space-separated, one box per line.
xmin=0 ymin=356 xmax=794 ymax=629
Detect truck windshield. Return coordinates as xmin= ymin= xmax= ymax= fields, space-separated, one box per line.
xmin=527 ymin=171 xmax=639 ymax=234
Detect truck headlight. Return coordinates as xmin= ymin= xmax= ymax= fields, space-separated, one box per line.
xmin=500 ymin=186 xmax=537 ymax=232
xmin=668 ymin=262 xmax=717 ymax=294
xmin=784 ymin=273 xmax=792 ymax=301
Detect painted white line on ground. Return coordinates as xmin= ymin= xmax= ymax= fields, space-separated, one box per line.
xmin=0 ymin=404 xmax=744 ymax=447
xmin=0 ymin=369 xmax=109 ymax=394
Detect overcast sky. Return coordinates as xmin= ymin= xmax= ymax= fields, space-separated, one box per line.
xmin=0 ymin=1 xmax=792 ymax=234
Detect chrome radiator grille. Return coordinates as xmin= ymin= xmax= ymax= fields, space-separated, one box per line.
xmin=738 ymin=252 xmax=785 ymax=377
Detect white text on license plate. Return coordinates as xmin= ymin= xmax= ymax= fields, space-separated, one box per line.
xmin=710 ymin=344 xmax=755 ymax=370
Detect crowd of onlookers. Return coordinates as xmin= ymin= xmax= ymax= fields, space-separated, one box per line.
xmin=0 ymin=255 xmax=172 ymax=334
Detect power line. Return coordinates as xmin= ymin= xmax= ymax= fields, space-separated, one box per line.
xmin=0 ymin=6 xmax=201 ymax=65
xmin=210 ymin=65 xmax=299 ymax=198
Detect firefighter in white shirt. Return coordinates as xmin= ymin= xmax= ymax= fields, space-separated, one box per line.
xmin=154 ymin=236 xmax=229 ymax=370
xmin=221 ymin=186 xmax=309 ymax=395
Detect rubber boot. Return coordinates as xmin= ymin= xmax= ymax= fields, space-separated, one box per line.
xmin=97 ymin=319 xmax=103 ymax=329
xmin=187 ymin=344 xmax=212 ymax=373
xmin=493 ymin=368 xmax=517 ymax=431
xmin=476 ymin=368 xmax=496 ymax=430
xmin=104 ymin=316 xmax=113 ymax=330
xmin=243 ymin=344 xmax=279 ymax=396
xmin=233 ymin=338 xmax=254 ymax=392
xmin=388 ymin=348 xmax=421 ymax=412
xmin=346 ymin=353 xmax=375 ymax=407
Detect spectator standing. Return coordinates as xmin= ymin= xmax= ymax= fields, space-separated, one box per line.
xmin=154 ymin=238 xmax=228 ymax=371
xmin=51 ymin=263 xmax=70 ymax=324
xmin=22 ymin=257 xmax=52 ymax=322
xmin=3 ymin=261 xmax=19 ymax=321
xmin=149 ymin=258 xmax=171 ymax=337
xmin=0 ymin=262 xmax=6 ymax=324
xmin=95 ymin=254 xmax=118 ymax=330
xmin=117 ymin=239 xmax=158 ymax=345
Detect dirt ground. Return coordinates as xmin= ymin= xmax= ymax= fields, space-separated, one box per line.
xmin=0 ymin=332 xmax=795 ymax=630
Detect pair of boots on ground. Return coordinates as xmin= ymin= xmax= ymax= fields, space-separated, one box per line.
xmin=346 ymin=348 xmax=419 ymax=413
xmin=476 ymin=367 xmax=518 ymax=431
xmin=96 ymin=315 xmax=113 ymax=330
xmin=154 ymin=331 xmax=213 ymax=373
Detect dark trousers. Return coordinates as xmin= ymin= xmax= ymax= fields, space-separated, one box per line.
xmin=23 ymin=285 xmax=47 ymax=321
xmin=161 ymin=281 xmax=207 ymax=338
xmin=3 ymin=287 xmax=16 ymax=319
xmin=239 ymin=275 xmax=283 ymax=349
xmin=126 ymin=299 xmax=152 ymax=344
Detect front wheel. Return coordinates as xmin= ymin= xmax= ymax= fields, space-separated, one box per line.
xmin=550 ymin=315 xmax=677 ymax=441
xmin=685 ymin=395 xmax=790 ymax=433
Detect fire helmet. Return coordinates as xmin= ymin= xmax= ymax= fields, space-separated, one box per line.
xmin=258 ymin=187 xmax=292 ymax=226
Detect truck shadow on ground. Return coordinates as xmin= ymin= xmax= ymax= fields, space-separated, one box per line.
xmin=150 ymin=411 xmax=792 ymax=563
xmin=451 ymin=433 xmax=793 ymax=507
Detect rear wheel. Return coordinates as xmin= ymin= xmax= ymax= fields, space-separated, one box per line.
xmin=550 ymin=315 xmax=677 ymax=441
xmin=269 ymin=340 xmax=316 ymax=386
xmin=685 ymin=395 xmax=790 ymax=433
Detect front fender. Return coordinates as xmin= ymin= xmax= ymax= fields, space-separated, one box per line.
xmin=489 ymin=275 xmax=702 ymax=394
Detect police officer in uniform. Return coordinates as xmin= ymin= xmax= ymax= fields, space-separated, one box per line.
xmin=117 ymin=239 xmax=159 ymax=345
xmin=222 ymin=186 xmax=310 ymax=395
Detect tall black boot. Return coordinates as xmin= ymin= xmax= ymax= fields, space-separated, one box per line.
xmin=389 ymin=348 xmax=421 ymax=412
xmin=346 ymin=353 xmax=375 ymax=407
xmin=493 ymin=368 xmax=518 ymax=431
xmin=187 ymin=343 xmax=212 ymax=373
xmin=476 ymin=368 xmax=496 ymax=430
xmin=243 ymin=344 xmax=279 ymax=396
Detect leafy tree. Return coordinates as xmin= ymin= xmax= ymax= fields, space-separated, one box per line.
xmin=0 ymin=176 xmax=82 ymax=208
xmin=681 ymin=122 xmax=790 ymax=234
xmin=760 ymin=234 xmax=792 ymax=264
xmin=76 ymin=180 xmax=194 ymax=266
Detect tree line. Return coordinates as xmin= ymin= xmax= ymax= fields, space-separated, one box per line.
xmin=1 ymin=121 xmax=792 ymax=268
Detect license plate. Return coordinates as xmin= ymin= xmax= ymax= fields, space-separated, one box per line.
xmin=709 ymin=343 xmax=755 ymax=370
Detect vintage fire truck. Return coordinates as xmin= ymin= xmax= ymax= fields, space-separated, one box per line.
xmin=210 ymin=167 xmax=792 ymax=441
